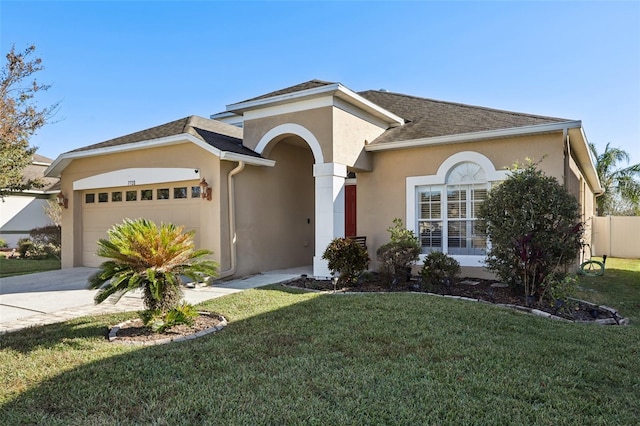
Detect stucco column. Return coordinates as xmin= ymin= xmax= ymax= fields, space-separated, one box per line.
xmin=313 ymin=162 xmax=347 ymax=277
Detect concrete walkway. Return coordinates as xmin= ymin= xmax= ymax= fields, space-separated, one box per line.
xmin=0 ymin=267 xmax=309 ymax=335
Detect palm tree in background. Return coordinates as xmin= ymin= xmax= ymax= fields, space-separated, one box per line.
xmin=590 ymin=143 xmax=640 ymax=216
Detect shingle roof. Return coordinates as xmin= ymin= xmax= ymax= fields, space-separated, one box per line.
xmin=70 ymin=117 xmax=192 ymax=153
xmin=191 ymin=127 xmax=261 ymax=158
xmin=69 ymin=116 xmax=261 ymax=158
xmin=21 ymin=155 xmax=59 ymax=191
xmin=238 ymin=79 xmax=337 ymax=103
xmin=358 ymin=90 xmax=571 ymax=145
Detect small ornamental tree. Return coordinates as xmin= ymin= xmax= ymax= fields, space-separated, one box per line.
xmin=88 ymin=218 xmax=218 ymax=313
xmin=376 ymin=218 xmax=421 ymax=284
xmin=478 ymin=161 xmax=583 ymax=300
xmin=322 ymin=237 xmax=369 ymax=285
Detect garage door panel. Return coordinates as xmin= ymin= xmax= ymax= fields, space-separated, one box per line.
xmin=82 ymin=188 xmax=201 ymax=267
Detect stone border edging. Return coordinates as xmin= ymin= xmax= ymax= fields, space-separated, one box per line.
xmin=108 ymin=312 xmax=228 ymax=346
xmin=283 ymin=285 xmax=630 ymax=326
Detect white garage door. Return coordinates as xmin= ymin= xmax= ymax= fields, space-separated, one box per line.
xmin=82 ymin=184 xmax=202 ymax=267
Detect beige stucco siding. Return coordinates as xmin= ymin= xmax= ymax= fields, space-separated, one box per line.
xmin=232 ymin=141 xmax=315 ymax=276
xmin=331 ymin=107 xmax=384 ymax=170
xmin=242 ymin=107 xmax=334 ymax=162
xmin=358 ymin=133 xmax=565 ymax=262
xmin=59 ymin=142 xmax=223 ymax=268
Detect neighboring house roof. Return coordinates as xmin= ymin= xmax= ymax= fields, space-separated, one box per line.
xmin=18 ymin=154 xmax=60 ymax=193
xmin=357 ymin=90 xmax=571 ymax=145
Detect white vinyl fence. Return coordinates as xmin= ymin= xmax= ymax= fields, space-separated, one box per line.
xmin=592 ymin=216 xmax=640 ymax=259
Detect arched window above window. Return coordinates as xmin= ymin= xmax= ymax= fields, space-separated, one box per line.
xmin=446 ymin=162 xmax=486 ymax=184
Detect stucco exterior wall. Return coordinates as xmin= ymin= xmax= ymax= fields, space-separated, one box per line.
xmin=358 ymin=132 xmax=565 ymax=271
xmin=232 ymin=141 xmax=315 ymax=276
xmin=59 ymin=142 xmax=222 ymax=268
xmin=0 ymin=193 xmax=55 ymax=247
xmin=331 ymin=106 xmax=385 ymax=171
xmin=242 ymin=107 xmax=334 ymax=163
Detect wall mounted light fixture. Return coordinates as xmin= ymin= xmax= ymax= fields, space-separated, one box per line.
xmin=56 ymin=192 xmax=69 ymax=209
xmin=199 ymin=178 xmax=212 ymax=201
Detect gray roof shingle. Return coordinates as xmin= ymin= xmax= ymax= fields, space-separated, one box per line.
xmin=238 ymin=79 xmax=337 ymax=103
xmin=69 ymin=81 xmax=576 ymax=157
xmin=69 ymin=116 xmax=262 ymax=158
xmin=358 ymin=90 xmax=571 ymax=145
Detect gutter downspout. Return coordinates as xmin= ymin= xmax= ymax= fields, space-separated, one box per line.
xmin=217 ymin=161 xmax=245 ymax=279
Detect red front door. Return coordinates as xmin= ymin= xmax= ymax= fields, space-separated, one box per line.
xmin=345 ymin=185 xmax=357 ymax=237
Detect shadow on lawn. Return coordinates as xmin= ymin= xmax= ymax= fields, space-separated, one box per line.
xmin=0 ymin=315 xmax=129 ymax=354
xmin=2 ymin=285 xmax=640 ymax=424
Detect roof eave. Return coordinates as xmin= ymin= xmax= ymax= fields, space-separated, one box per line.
xmin=45 ymin=134 xmax=272 ymax=177
xmin=365 ymin=120 xmax=584 ymax=152
xmin=568 ymin=126 xmax=604 ymax=194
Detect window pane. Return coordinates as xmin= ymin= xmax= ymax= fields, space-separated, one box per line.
xmin=191 ymin=186 xmax=201 ymax=198
xmin=419 ymin=188 xmax=441 ymax=220
xmin=141 ymin=189 xmax=152 ymax=200
xmin=174 ymin=187 xmax=187 ymax=199
xmin=85 ymin=193 xmax=95 ymax=203
xmin=98 ymin=193 xmax=108 ymax=203
xmin=157 ymin=188 xmax=170 ymax=200
xmin=126 ymin=190 xmax=137 ymax=201
xmin=112 ymin=192 xmax=122 ymax=202
xmin=418 ymin=221 xmax=442 ymax=253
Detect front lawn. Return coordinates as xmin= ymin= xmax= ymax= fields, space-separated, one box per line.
xmin=1 ymin=260 xmax=639 ymax=424
xmin=575 ymin=257 xmax=640 ymax=322
xmin=0 ymin=257 xmax=61 ymax=278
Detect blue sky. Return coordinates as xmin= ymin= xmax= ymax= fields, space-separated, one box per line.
xmin=2 ymin=1 xmax=639 ymax=166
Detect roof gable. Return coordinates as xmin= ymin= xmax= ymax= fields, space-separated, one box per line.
xmin=239 ymin=79 xmax=337 ymax=103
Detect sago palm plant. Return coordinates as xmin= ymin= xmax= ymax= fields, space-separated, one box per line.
xmin=88 ymin=218 xmax=218 ymax=312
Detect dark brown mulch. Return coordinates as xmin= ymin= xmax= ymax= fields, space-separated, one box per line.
xmin=113 ymin=313 xmax=222 ymax=343
xmin=288 ymin=276 xmax=620 ymax=323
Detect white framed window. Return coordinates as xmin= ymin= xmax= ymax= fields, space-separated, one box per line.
xmin=407 ymin=152 xmax=508 ymax=266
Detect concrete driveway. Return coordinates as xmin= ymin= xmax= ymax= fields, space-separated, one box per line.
xmin=0 ymin=267 xmax=306 ymax=333
xmin=0 ymin=268 xmax=99 ymax=322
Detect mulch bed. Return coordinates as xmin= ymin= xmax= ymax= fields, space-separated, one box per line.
xmin=110 ymin=312 xmax=223 ymax=344
xmin=288 ymin=275 xmax=626 ymax=324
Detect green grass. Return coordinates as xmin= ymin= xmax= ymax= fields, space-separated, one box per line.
xmin=0 ymin=257 xmax=61 ymax=278
xmin=575 ymin=257 xmax=640 ymax=322
xmin=1 ymin=260 xmax=639 ymax=424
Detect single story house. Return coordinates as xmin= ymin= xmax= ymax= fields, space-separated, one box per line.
xmin=1 ymin=154 xmax=60 ymax=247
xmin=45 ymin=80 xmax=602 ymax=278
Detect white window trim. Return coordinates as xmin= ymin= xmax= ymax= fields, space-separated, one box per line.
xmin=406 ymin=151 xmax=509 ymax=267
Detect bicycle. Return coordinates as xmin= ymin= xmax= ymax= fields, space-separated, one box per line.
xmin=578 ymin=244 xmax=606 ymax=277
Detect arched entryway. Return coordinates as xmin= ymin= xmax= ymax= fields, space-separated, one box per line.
xmin=256 ymin=124 xmax=346 ymax=277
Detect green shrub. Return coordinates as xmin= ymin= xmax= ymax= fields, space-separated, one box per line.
xmin=542 ymin=272 xmax=578 ymax=303
xmin=27 ymin=225 xmax=61 ymax=259
xmin=376 ymin=218 xmax=421 ymax=284
xmin=17 ymin=238 xmax=33 ymax=258
xmin=0 ymin=238 xmax=7 ymax=248
xmin=421 ymin=252 xmax=460 ymax=288
xmin=322 ymin=237 xmax=370 ymax=285
xmin=141 ymin=303 xmax=200 ymax=333
xmin=477 ymin=160 xmax=583 ymax=300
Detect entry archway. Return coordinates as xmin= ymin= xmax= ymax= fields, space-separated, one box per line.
xmin=256 ymin=123 xmax=346 ymax=277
